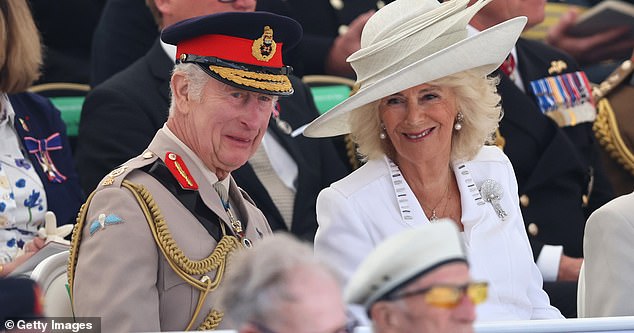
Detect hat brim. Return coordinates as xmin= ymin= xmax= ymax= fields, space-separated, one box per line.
xmin=303 ymin=16 xmax=527 ymax=138
xmin=199 ymin=63 xmax=295 ymax=96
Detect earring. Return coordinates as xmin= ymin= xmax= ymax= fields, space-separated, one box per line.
xmin=379 ymin=123 xmax=387 ymax=140
xmin=454 ymin=112 xmax=464 ymax=131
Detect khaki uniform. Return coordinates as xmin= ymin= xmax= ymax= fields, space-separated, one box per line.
xmin=69 ymin=129 xmax=271 ymax=332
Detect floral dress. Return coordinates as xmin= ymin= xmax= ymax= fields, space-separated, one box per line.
xmin=0 ymin=94 xmax=46 ymax=264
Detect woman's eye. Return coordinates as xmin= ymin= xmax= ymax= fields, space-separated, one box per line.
xmin=422 ymin=93 xmax=439 ymax=101
xmin=384 ymin=97 xmax=403 ymax=105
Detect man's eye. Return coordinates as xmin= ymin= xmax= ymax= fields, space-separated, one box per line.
xmin=258 ymin=95 xmax=273 ymax=103
xmin=230 ymin=92 xmax=245 ymax=99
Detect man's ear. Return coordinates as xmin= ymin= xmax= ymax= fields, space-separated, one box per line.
xmin=170 ymin=73 xmax=191 ymax=115
xmin=371 ymin=302 xmax=400 ymax=332
xmin=153 ymin=0 xmax=171 ymax=17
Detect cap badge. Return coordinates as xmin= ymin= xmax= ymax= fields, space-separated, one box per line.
xmin=251 ymin=26 xmax=277 ymax=62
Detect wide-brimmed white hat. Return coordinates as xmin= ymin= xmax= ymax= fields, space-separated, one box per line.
xmin=345 ymin=220 xmax=466 ymax=311
xmin=303 ymin=0 xmax=527 ymax=137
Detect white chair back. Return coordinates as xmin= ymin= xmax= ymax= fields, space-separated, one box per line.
xmin=30 ymin=250 xmax=72 ymax=317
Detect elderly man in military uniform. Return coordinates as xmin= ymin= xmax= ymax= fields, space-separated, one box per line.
xmin=69 ymin=12 xmax=302 ymax=332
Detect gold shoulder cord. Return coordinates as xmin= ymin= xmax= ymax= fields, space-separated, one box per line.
xmin=68 ymin=180 xmax=242 ymax=331
xmin=593 ymin=99 xmax=634 ymax=176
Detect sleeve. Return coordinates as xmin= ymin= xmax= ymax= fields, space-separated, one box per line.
xmin=75 ymin=86 xmax=159 ymax=193
xmin=535 ymin=244 xmax=563 ymax=282
xmin=72 ymin=186 xmax=161 ymax=332
xmin=313 ymin=187 xmax=374 ymax=287
xmin=582 ymin=198 xmax=634 ymax=316
xmin=504 ymin=159 xmax=563 ymax=319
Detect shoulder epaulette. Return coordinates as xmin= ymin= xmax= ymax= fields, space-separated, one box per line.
xmin=593 ymin=59 xmax=633 ymax=100
xmin=98 ymin=150 xmax=158 ymax=189
xmin=164 ymin=152 xmax=199 ymax=190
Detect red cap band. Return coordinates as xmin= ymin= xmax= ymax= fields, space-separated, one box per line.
xmin=176 ymin=34 xmax=284 ymax=67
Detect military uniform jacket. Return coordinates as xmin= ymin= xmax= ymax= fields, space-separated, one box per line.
xmin=497 ymin=38 xmax=614 ymax=259
xmin=71 ymin=129 xmax=271 ymax=332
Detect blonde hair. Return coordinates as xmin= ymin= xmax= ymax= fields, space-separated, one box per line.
xmin=0 ymin=0 xmax=42 ymax=93
xmin=350 ymin=70 xmax=501 ymax=162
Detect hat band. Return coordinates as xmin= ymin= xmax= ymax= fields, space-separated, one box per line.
xmin=179 ymin=54 xmax=293 ymax=75
xmin=176 ymin=34 xmax=284 ymax=67
xmin=368 ymin=257 xmax=467 ymax=311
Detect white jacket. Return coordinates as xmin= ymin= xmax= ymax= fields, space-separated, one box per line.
xmin=315 ymin=146 xmax=562 ymax=321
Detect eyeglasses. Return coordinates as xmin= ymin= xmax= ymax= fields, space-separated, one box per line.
xmin=251 ymin=315 xmax=359 ymax=333
xmin=386 ymin=281 xmax=488 ymax=308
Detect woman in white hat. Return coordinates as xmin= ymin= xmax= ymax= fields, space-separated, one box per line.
xmin=304 ymin=0 xmax=563 ymax=321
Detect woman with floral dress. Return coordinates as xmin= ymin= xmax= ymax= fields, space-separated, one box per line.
xmin=0 ymin=0 xmax=83 ymax=276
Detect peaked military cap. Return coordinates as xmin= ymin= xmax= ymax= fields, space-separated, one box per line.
xmin=161 ymin=11 xmax=302 ymax=96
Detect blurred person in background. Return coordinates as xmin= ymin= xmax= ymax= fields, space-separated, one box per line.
xmin=0 ymin=0 xmax=83 ymax=276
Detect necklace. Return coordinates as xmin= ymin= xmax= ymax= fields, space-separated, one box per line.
xmin=422 ymin=181 xmax=451 ymax=222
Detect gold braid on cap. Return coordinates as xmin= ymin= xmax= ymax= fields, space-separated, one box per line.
xmin=68 ymin=180 xmax=243 ymax=331
xmin=593 ymin=98 xmax=634 ymax=176
xmin=209 ymin=65 xmax=292 ymax=93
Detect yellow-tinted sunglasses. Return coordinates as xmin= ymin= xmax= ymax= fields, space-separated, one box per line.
xmin=387 ymin=281 xmax=488 ymax=308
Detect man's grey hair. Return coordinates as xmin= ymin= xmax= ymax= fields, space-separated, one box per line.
xmin=217 ymin=233 xmax=339 ymax=327
xmin=168 ymin=63 xmax=210 ymax=116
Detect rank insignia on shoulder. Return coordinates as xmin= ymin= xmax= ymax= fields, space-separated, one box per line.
xmin=89 ymin=213 xmax=124 ymax=236
xmin=530 ymin=71 xmax=596 ymax=127
xmin=102 ymin=166 xmax=128 ymax=186
xmin=165 ymin=152 xmax=199 ymax=190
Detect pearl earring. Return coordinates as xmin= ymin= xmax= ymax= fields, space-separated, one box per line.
xmin=454 ymin=112 xmax=464 ymax=131
xmin=379 ymin=124 xmax=387 ymax=139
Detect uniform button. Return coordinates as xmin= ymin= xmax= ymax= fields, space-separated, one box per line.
xmin=168 ymin=153 xmax=177 ymax=161
xmin=376 ymin=0 xmax=386 ymax=8
xmin=528 ymin=223 xmax=539 ymax=236
xmin=519 ymin=194 xmax=530 ymax=207
xmin=330 ymin=0 xmax=344 ymax=10
xmin=582 ymin=194 xmax=589 ymax=206
xmin=338 ymin=24 xmax=349 ymax=35
xmin=621 ymin=60 xmax=631 ymax=71
xmin=143 ymin=151 xmax=154 ymax=159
